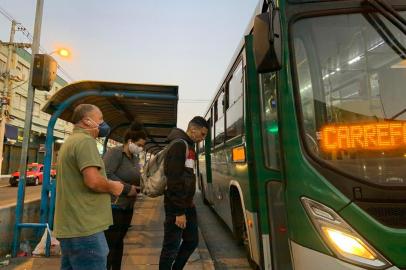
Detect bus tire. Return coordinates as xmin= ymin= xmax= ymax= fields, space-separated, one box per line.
xmin=230 ymin=194 xmax=247 ymax=246
xmin=230 ymin=191 xmax=259 ymax=269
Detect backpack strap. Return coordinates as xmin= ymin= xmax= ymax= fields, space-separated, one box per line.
xmin=163 ymin=139 xmax=189 ymax=161
xmin=152 ymin=139 xmax=187 ymax=165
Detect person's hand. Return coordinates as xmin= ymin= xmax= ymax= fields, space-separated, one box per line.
xmin=109 ymin=181 xmax=124 ymax=196
xmin=127 ymin=185 xmax=138 ymax=197
xmin=175 ymin=214 xmax=187 ymax=229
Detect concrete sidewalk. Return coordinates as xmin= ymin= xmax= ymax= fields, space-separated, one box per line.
xmin=1 ymin=196 xmax=214 ymax=270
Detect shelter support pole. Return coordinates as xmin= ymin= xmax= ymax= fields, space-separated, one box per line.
xmin=103 ymin=123 xmax=132 ymax=156
xmin=15 ymin=89 xmax=178 ymax=256
xmin=40 ymin=114 xmax=58 ymax=256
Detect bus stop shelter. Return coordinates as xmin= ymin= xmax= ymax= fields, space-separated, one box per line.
xmin=12 ymin=80 xmax=179 ymax=256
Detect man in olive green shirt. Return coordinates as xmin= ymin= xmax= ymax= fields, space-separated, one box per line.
xmin=54 ymin=104 xmax=124 ymax=270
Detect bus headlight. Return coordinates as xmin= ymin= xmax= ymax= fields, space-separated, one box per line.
xmin=321 ymin=227 xmax=376 ymax=260
xmin=301 ymin=197 xmax=390 ymax=269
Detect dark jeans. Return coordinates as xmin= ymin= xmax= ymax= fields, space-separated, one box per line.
xmin=58 ymin=231 xmax=109 ymax=270
xmin=104 ymin=207 xmax=134 ymax=270
xmin=159 ymin=206 xmax=198 ymax=270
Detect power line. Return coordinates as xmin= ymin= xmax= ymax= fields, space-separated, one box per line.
xmin=0 ymin=6 xmax=15 ymax=22
xmin=57 ymin=65 xmax=75 ymax=82
xmin=0 ymin=4 xmax=73 ymax=81
xmin=16 ymin=24 xmax=47 ymax=53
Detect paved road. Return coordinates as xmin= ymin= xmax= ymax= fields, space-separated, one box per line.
xmin=0 ymin=178 xmax=10 ymax=188
xmin=0 ymin=184 xmax=42 ymax=207
xmin=195 ymin=192 xmax=252 ymax=269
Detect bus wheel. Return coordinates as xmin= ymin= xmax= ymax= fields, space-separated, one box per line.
xmin=231 ymin=196 xmax=247 ymax=246
xmin=200 ymin=176 xmax=210 ymax=206
xmin=231 ymin=194 xmax=259 ymax=269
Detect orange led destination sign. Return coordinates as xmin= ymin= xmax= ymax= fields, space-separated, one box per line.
xmin=320 ymin=121 xmax=406 ymax=151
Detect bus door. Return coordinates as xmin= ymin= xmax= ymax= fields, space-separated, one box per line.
xmin=245 ymin=34 xmax=292 ymax=269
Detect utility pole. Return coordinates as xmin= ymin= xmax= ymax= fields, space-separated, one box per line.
xmin=0 ymin=20 xmax=17 ymax=174
xmin=12 ymin=0 xmax=44 ymax=257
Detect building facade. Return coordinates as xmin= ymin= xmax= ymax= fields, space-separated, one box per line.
xmin=0 ymin=46 xmax=72 ymax=174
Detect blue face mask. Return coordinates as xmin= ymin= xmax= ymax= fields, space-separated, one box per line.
xmin=97 ymin=121 xmax=111 ymax=137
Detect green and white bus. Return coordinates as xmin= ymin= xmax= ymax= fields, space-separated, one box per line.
xmin=197 ymin=0 xmax=406 ymax=269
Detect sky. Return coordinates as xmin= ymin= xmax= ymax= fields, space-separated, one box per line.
xmin=0 ymin=0 xmax=258 ymax=129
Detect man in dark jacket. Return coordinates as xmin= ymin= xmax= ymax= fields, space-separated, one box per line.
xmin=159 ymin=116 xmax=209 ymax=270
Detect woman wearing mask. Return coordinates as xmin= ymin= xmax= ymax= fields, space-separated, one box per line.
xmin=103 ymin=121 xmax=147 ymax=270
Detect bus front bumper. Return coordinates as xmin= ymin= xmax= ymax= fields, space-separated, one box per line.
xmin=290 ymin=241 xmax=399 ymax=270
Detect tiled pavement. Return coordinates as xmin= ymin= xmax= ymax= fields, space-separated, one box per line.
xmin=2 ymin=196 xmax=214 ymax=270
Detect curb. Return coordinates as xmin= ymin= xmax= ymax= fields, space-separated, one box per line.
xmin=0 ymin=198 xmax=41 ymax=211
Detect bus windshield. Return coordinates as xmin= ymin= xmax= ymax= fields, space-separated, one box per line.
xmin=292 ymin=11 xmax=406 ymax=187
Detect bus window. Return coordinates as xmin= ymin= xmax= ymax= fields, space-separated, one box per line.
xmin=260 ymin=72 xmax=280 ymax=170
xmin=229 ymin=64 xmax=243 ymax=106
xmin=198 ymin=140 xmax=205 ymax=153
xmin=224 ymin=85 xmax=230 ymax=110
xmin=226 ymin=62 xmax=244 ymax=140
xmin=215 ymin=92 xmax=225 ymax=146
xmin=295 ymin=39 xmax=318 ymax=147
xmin=214 ymin=101 xmax=218 ymax=122
xmin=217 ymin=91 xmax=225 ymax=119
xmin=206 ymin=116 xmax=212 ymax=147
xmin=210 ymin=108 xmax=215 ymax=148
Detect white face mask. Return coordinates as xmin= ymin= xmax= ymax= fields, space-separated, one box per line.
xmin=128 ymin=143 xmax=143 ymax=154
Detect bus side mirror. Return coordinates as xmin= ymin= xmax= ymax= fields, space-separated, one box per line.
xmin=253 ymin=9 xmax=282 ymax=73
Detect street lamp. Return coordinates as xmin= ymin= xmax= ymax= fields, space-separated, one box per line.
xmin=27 ymin=48 xmax=71 ymax=94
xmin=12 ymin=0 xmax=44 ymax=257
xmin=50 ymin=48 xmax=71 ymax=58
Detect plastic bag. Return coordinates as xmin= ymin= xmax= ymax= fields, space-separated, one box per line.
xmin=32 ymin=229 xmax=61 ymax=256
xmin=0 ymin=254 xmax=11 ymax=266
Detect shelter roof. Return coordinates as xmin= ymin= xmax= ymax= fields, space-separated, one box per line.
xmin=42 ymin=80 xmax=178 ymax=153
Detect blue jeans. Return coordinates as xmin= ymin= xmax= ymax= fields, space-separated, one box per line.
xmin=58 ymin=231 xmax=109 ymax=270
xmin=159 ymin=207 xmax=199 ymax=270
